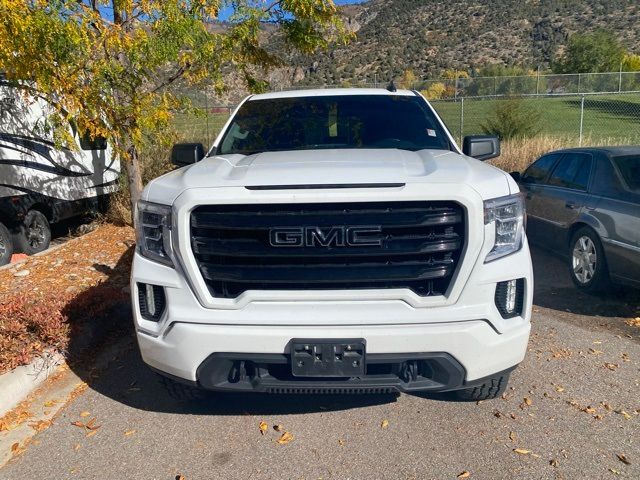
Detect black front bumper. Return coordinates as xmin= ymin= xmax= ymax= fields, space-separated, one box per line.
xmin=154 ymin=351 xmax=515 ymax=394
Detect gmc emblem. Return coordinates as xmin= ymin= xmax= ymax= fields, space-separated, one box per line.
xmin=270 ymin=226 xmax=383 ymax=247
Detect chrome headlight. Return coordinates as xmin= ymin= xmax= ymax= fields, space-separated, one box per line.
xmin=136 ymin=200 xmax=174 ymax=266
xmin=484 ymin=193 xmax=525 ymax=262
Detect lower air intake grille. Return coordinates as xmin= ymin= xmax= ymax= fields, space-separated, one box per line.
xmin=190 ymin=201 xmax=466 ymax=298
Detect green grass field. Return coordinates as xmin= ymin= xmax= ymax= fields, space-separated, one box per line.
xmin=432 ymin=93 xmax=640 ymax=144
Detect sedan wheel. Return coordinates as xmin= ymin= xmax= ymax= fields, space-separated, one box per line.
xmin=568 ymin=227 xmax=610 ymax=293
xmin=572 ymin=235 xmax=597 ymax=284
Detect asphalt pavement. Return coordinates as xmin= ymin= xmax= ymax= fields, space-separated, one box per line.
xmin=2 ymin=246 xmax=639 ymax=480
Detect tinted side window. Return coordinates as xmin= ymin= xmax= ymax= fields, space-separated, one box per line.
xmin=613 ymin=155 xmax=640 ymax=191
xmin=522 ymin=154 xmax=560 ymax=184
xmin=548 ymin=153 xmax=592 ymax=190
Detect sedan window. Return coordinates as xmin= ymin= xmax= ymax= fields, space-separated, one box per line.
xmin=548 ymin=153 xmax=592 ymax=191
xmin=522 ymin=153 xmax=560 ymax=184
xmin=613 ymin=155 xmax=640 ymax=191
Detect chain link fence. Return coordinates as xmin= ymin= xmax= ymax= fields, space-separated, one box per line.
xmin=173 ymin=90 xmax=640 ymax=148
xmin=418 ymin=71 xmax=640 ymax=98
xmin=432 ymin=92 xmax=640 ymax=146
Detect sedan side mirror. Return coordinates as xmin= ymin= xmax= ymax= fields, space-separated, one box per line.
xmin=462 ymin=135 xmax=500 ymax=161
xmin=171 ymin=143 xmax=205 ymax=167
xmin=510 ymin=171 xmax=521 ymax=182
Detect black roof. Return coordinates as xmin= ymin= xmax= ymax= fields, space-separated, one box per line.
xmin=553 ymin=145 xmax=640 ymax=157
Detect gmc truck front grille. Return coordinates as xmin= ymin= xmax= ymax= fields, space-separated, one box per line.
xmin=190 ymin=201 xmax=465 ymax=298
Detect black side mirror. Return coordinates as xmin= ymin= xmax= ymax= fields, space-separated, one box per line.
xmin=510 ymin=171 xmax=521 ymax=182
xmin=462 ymin=135 xmax=500 ymax=161
xmin=171 ymin=143 xmax=205 ymax=167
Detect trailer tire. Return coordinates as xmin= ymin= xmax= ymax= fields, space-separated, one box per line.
xmin=0 ymin=222 xmax=14 ymax=266
xmin=15 ymin=210 xmax=51 ymax=255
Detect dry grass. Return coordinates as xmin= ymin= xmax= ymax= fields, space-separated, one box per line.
xmin=489 ymin=135 xmax=635 ymax=173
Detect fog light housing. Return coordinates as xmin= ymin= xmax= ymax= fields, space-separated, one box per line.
xmin=495 ymin=279 xmax=524 ymax=318
xmin=137 ymin=282 xmax=166 ymax=322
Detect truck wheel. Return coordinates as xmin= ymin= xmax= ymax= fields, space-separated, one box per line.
xmin=569 ymin=227 xmax=610 ymax=293
xmin=15 ymin=210 xmax=51 ymax=255
xmin=159 ymin=375 xmax=209 ymax=402
xmin=453 ymin=373 xmax=510 ymax=401
xmin=0 ymin=222 xmax=14 ymax=266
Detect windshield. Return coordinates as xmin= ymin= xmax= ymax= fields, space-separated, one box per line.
xmin=217 ymin=94 xmax=451 ymax=155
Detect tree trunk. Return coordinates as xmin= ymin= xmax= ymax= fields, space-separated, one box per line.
xmin=124 ymin=144 xmax=144 ymax=225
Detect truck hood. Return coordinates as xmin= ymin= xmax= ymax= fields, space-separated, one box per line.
xmin=144 ymin=148 xmax=513 ymax=204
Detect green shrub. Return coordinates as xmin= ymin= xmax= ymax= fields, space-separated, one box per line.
xmin=480 ymin=98 xmax=542 ymax=140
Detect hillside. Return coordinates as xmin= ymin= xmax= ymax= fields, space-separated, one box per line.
xmin=279 ymin=0 xmax=640 ymax=86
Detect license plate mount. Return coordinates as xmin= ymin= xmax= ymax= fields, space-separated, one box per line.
xmin=290 ymin=339 xmax=366 ymax=377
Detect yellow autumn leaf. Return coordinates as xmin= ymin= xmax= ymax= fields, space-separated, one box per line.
xmin=124 ymin=429 xmax=136 ymax=436
xmin=277 ymin=431 xmax=294 ymax=444
xmin=513 ymin=448 xmax=531 ymax=455
xmin=259 ymin=421 xmax=268 ymax=435
xmin=381 ymin=419 xmax=389 ymax=429
xmin=85 ymin=430 xmax=97 ymax=437
xmin=457 ymin=471 xmax=471 ymax=478
xmin=79 ymin=411 xmax=90 ymax=418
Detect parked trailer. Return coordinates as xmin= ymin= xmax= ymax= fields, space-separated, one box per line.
xmin=0 ymin=82 xmax=120 ymax=265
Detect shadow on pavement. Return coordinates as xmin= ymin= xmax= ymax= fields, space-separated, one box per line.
xmin=64 ymin=242 xmax=639 ymax=414
xmin=530 ymin=244 xmax=640 ymax=342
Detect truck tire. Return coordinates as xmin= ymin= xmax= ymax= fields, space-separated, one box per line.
xmin=15 ymin=210 xmax=51 ymax=255
xmin=159 ymin=375 xmax=209 ymax=402
xmin=568 ymin=226 xmax=610 ymax=293
xmin=0 ymin=222 xmax=14 ymax=266
xmin=453 ymin=372 xmax=510 ymax=401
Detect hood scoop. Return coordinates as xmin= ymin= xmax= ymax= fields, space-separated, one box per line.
xmin=245 ymin=183 xmax=405 ymax=190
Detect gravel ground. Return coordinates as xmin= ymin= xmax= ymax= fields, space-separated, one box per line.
xmin=1 ymin=246 xmax=639 ymax=480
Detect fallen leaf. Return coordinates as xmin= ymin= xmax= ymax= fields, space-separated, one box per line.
xmin=523 ymin=397 xmax=532 ymax=406
xmin=509 ymin=431 xmax=516 ymax=442
xmin=276 ymin=431 xmax=294 ymax=444
xmin=457 ymin=471 xmax=471 ymax=478
xmin=616 ymin=410 xmax=632 ymax=420
xmin=11 ymin=442 xmax=20 ymax=453
xmin=43 ymin=400 xmax=58 ymax=407
xmin=338 ymin=439 xmax=345 ymax=446
xmin=601 ymin=402 xmax=613 ymax=412
xmin=589 ymin=348 xmax=603 ymax=355
xmin=71 ymin=421 xmax=85 ymax=428
xmin=28 ymin=420 xmax=51 ymax=432
xmin=584 ymin=406 xmax=597 ymax=414
xmin=85 ymin=430 xmax=97 ymax=437
xmin=604 ymin=363 xmax=619 ymax=371
xmin=554 ymin=385 xmax=565 ymax=393
xmin=514 ymin=448 xmax=531 ymax=455
xmin=124 ymin=429 xmax=136 ymax=436
xmin=259 ymin=421 xmax=268 ymax=435
xmin=609 ymin=468 xmax=621 ymax=475
xmin=381 ymin=419 xmax=389 ymax=429
xmin=79 ymin=411 xmax=90 ymax=418
xmin=73 ymin=443 xmax=81 ymax=451
xmin=621 ymin=353 xmax=630 ymax=362
xmin=617 ymin=454 xmax=631 ymax=465
xmin=176 ymin=476 xmax=186 ymax=480
xmin=550 ymin=459 xmax=558 ymax=467
xmin=273 ymin=424 xmax=284 ymax=432
xmin=85 ymin=418 xmax=100 ymax=431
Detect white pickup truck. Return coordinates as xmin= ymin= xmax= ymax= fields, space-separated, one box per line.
xmin=131 ymin=88 xmax=532 ymax=401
